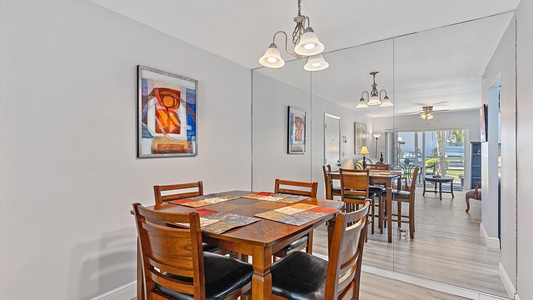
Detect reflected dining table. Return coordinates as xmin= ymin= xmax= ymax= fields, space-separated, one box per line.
xmin=134 ymin=190 xmax=343 ymax=300
xmin=327 ymin=170 xmax=401 ymax=243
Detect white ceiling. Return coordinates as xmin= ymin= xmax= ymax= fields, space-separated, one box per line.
xmin=91 ymin=0 xmax=519 ymax=117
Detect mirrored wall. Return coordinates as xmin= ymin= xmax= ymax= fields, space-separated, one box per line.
xmin=252 ymin=12 xmax=516 ymax=298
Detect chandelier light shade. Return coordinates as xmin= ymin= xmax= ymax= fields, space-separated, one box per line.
xmin=420 ymin=106 xmax=434 ymax=120
xmin=259 ymin=0 xmax=328 ymax=71
xmin=357 ymin=72 xmax=392 ymax=108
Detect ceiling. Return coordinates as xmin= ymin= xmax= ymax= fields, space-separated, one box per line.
xmin=91 ymin=0 xmax=519 ymax=117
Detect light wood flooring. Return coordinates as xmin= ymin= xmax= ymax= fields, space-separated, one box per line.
xmin=313 ymin=186 xmax=508 ymax=298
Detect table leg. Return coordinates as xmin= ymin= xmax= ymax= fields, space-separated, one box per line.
xmin=325 ymin=176 xmax=332 ymax=200
xmin=251 ymin=246 xmax=273 ymax=299
xmin=387 ymin=184 xmax=393 ymax=243
xmin=423 ymin=179 xmax=426 ymax=196
xmin=439 ymin=182 xmax=443 ymax=200
xmin=450 ymin=180 xmax=455 ymax=198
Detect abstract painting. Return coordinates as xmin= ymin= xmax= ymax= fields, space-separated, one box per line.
xmin=137 ymin=66 xmax=197 ymax=157
xmin=288 ymin=106 xmax=306 ymax=154
xmin=354 ymin=122 xmax=367 ymax=154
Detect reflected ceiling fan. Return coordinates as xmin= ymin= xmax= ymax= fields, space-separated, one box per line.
xmin=406 ymin=102 xmax=449 ymax=120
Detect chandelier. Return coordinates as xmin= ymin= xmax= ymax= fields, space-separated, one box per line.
xmin=259 ymin=0 xmax=328 ymax=71
xmin=420 ymin=106 xmax=434 ymax=120
xmin=356 ymin=72 xmax=393 ymax=108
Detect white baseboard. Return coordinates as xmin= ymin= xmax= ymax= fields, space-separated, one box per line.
xmin=480 ymin=223 xmax=501 ymax=249
xmin=90 ymin=281 xmax=136 ymax=300
xmin=499 ymin=262 xmax=516 ymax=299
xmin=515 ymin=294 xmax=521 ymax=300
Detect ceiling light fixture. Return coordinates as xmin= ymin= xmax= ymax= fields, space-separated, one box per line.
xmin=356 ymin=72 xmax=393 ymax=108
xmin=259 ymin=0 xmax=328 ymax=72
xmin=420 ymin=106 xmax=434 ymax=120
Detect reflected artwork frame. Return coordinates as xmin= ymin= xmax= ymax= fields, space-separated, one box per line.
xmin=354 ymin=122 xmax=367 ymax=154
xmin=288 ymin=106 xmax=306 ymax=154
xmin=137 ymin=65 xmax=197 ymax=158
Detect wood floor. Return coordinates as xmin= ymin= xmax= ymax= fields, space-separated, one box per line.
xmin=313 ymin=186 xmax=508 ymax=298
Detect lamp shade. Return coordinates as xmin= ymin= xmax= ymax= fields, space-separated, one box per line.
xmin=367 ymin=95 xmax=382 ymax=106
xmin=373 ymin=133 xmax=382 ymax=139
xmin=294 ymin=28 xmax=324 ymax=56
xmin=304 ymin=54 xmax=329 ymax=71
xmin=356 ymin=98 xmax=369 ymax=109
xmin=360 ymin=146 xmax=370 ymax=155
xmin=380 ymin=96 xmax=393 ymax=107
xmin=259 ymin=43 xmax=285 ymax=68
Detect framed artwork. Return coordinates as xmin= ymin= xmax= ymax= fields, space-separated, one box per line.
xmin=480 ymin=104 xmax=488 ymax=142
xmin=288 ymin=106 xmax=306 ymax=154
xmin=137 ymin=65 xmax=198 ymax=158
xmin=354 ymin=122 xmax=367 ymax=154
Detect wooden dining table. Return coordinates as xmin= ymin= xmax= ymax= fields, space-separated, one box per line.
xmin=135 ymin=190 xmax=343 ymax=300
xmin=327 ymin=170 xmax=401 ymax=243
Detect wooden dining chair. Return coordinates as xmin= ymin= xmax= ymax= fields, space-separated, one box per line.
xmin=153 ymin=181 xmax=204 ymax=205
xmin=323 ymin=164 xmax=341 ymax=200
xmin=339 ymin=169 xmax=376 ymax=236
xmin=392 ymin=166 xmax=419 ymax=239
xmin=132 ymin=203 xmax=253 ymax=300
xmin=366 ymin=163 xmax=390 ymax=170
xmin=269 ymin=200 xmax=371 ymax=300
xmin=153 ymin=181 xmax=228 ymax=254
xmin=273 ymin=179 xmax=318 ymax=259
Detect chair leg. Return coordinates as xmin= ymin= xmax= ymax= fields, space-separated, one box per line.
xmin=397 ymin=201 xmax=402 ymax=229
xmin=409 ymin=201 xmax=415 ymax=239
xmin=306 ymin=232 xmax=313 ymax=254
xmin=371 ymin=198 xmax=375 ymax=234
xmin=465 ymin=196 xmax=471 ymax=213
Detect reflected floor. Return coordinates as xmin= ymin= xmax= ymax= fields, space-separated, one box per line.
xmin=313 ymin=187 xmax=507 ymax=298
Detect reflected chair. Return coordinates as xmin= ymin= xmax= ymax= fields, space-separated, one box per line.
xmin=465 ymin=182 xmax=482 ymax=213
xmin=391 ymin=166 xmax=419 ymax=239
xmin=273 ymin=179 xmax=318 ymax=259
xmin=323 ymin=164 xmax=341 ymax=200
xmin=366 ymin=163 xmax=390 ymax=170
xmin=153 ymin=181 xmax=227 ymax=254
xmin=132 ymin=203 xmax=253 ymax=300
xmin=339 ymin=169 xmax=376 ymax=236
xmin=269 ymin=200 xmax=371 ymax=300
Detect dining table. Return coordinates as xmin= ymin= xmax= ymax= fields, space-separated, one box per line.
xmin=326 ymin=170 xmax=401 ymax=243
xmin=134 ymin=190 xmax=343 ymax=300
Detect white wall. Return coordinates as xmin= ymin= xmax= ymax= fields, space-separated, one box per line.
xmin=516 ymin=0 xmax=533 ymax=298
xmin=483 ymin=14 xmax=517 ymax=287
xmin=0 ymin=0 xmax=251 ymax=299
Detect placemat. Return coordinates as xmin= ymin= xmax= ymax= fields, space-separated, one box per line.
xmin=255 ymin=203 xmax=338 ymax=226
xmin=243 ymin=192 xmax=309 ymax=203
xmin=169 ymin=193 xmax=241 ymax=208
xmin=176 ymin=208 xmax=261 ymax=234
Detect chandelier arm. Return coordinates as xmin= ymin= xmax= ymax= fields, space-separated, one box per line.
xmin=361 ymin=91 xmax=370 ymax=100
xmin=272 ymin=31 xmax=297 ymax=56
xmin=379 ymin=90 xmax=388 ymax=99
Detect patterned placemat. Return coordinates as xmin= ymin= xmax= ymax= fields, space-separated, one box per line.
xmin=255 ymin=203 xmax=338 ymax=226
xmin=243 ymin=192 xmax=309 ymax=203
xmin=169 ymin=194 xmax=241 ymax=208
xmin=176 ymin=209 xmax=261 ymax=234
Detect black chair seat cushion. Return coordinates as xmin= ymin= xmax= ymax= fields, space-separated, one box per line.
xmin=392 ymin=190 xmax=410 ymax=199
xmin=157 ymin=252 xmax=253 ymax=300
xmin=271 ymin=251 xmax=328 ymax=300
xmin=280 ymin=235 xmax=308 ymax=251
xmin=332 ymin=187 xmax=342 ymax=195
xmin=369 ymin=186 xmax=386 ymax=196
xmin=202 ymin=242 xmax=222 ymax=252
xmin=343 ymin=192 xmax=376 ymax=200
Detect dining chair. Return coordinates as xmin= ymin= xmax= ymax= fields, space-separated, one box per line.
xmin=132 ymin=203 xmax=253 ymax=300
xmin=366 ymin=163 xmax=390 ymax=170
xmin=269 ymin=200 xmax=371 ymax=300
xmin=339 ymin=169 xmax=376 ymax=236
xmin=392 ymin=166 xmax=419 ymax=239
xmin=323 ymin=164 xmax=341 ymax=200
xmin=273 ymin=179 xmax=318 ymax=259
xmin=153 ymin=181 xmax=227 ymax=254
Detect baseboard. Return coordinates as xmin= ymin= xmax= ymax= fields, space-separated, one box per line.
xmin=480 ymin=223 xmax=501 ymax=249
xmin=515 ymin=294 xmax=521 ymax=300
xmin=90 ymin=281 xmax=136 ymax=300
xmin=499 ymin=262 xmax=517 ymax=299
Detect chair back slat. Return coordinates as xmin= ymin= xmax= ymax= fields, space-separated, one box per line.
xmin=409 ymin=167 xmax=420 ymax=194
xmin=339 ymin=169 xmax=370 ymax=209
xmin=154 ymin=181 xmax=204 ymax=205
xmin=133 ymin=203 xmax=206 ymax=299
xmin=274 ymin=179 xmax=318 ymax=198
xmin=325 ymin=200 xmax=370 ymax=299
xmin=366 ymin=163 xmax=390 ymax=170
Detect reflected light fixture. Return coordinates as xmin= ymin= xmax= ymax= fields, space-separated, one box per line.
xmin=420 ymin=106 xmax=434 ymax=120
xmin=259 ymin=0 xmax=328 ymax=72
xmin=356 ymin=72 xmax=393 ymax=108
xmin=372 ymin=133 xmax=381 ymax=158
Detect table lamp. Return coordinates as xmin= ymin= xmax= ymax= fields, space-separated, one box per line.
xmin=360 ymin=146 xmax=370 ymax=168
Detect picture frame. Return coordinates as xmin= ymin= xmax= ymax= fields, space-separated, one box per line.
xmin=354 ymin=122 xmax=367 ymax=154
xmin=480 ymin=104 xmax=488 ymax=142
xmin=288 ymin=106 xmax=306 ymax=154
xmin=137 ymin=65 xmax=198 ymax=158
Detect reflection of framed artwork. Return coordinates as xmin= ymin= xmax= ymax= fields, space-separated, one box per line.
xmin=480 ymin=104 xmax=488 ymax=142
xmin=288 ymin=106 xmax=306 ymax=154
xmin=354 ymin=122 xmax=367 ymax=154
xmin=137 ymin=65 xmax=198 ymax=158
